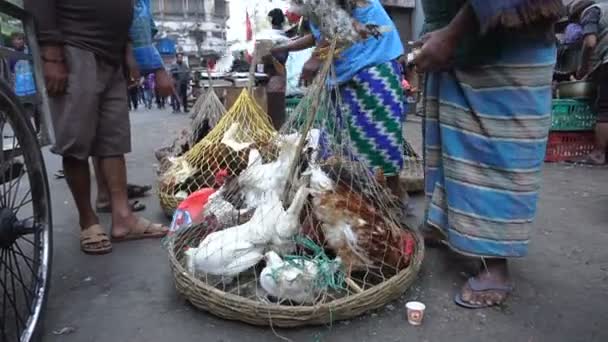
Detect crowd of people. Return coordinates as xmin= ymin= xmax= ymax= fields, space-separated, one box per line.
xmin=127 ymin=52 xmax=191 ymax=113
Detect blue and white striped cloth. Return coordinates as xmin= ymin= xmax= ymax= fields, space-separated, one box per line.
xmin=423 ymin=37 xmax=556 ymax=258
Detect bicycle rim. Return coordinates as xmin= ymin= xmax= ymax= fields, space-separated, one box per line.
xmin=0 ymin=82 xmax=52 ymax=342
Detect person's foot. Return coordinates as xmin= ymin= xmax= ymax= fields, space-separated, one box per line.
xmin=455 ymin=259 xmax=512 ymax=309
xmin=577 ymin=150 xmax=606 ymax=165
xmin=111 ymin=213 xmax=168 ymax=241
xmin=419 ymin=223 xmax=445 ymax=247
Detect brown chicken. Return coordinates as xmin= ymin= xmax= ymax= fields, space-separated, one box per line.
xmin=311 ymin=159 xmax=407 ymax=276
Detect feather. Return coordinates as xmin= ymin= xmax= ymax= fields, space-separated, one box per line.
xmin=221 ymin=123 xmax=255 ymax=152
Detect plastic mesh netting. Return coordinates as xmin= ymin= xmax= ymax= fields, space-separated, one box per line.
xmin=166 ymin=42 xmax=423 ymax=327
xmin=158 ymin=88 xmax=276 ymax=215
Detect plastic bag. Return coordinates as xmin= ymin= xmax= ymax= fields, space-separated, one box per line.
xmin=286 ymin=48 xmax=313 ymax=96
xmin=170 ymin=188 xmax=216 ymax=232
xmin=130 ymin=0 xmax=164 ymax=73
xmin=14 ymin=59 xmax=36 ymax=96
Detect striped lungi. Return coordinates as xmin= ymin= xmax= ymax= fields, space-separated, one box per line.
xmin=423 ymin=39 xmax=556 ymax=258
xmin=339 ymin=59 xmax=406 ymax=177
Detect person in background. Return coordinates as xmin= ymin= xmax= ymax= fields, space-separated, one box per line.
xmin=25 ymin=0 xmax=169 ymax=255
xmin=274 ymin=1 xmax=407 ymax=203
xmin=8 ymin=32 xmax=25 ymax=69
xmin=568 ymin=0 xmax=608 ymax=165
xmin=143 ymin=72 xmax=155 ymax=110
xmin=128 ymin=77 xmax=140 ymax=111
xmin=231 ymin=51 xmax=251 ymax=72
xmin=262 ymin=8 xmax=289 ymax=129
xmin=415 ymin=0 xmax=563 ymax=308
xmin=156 ymin=86 xmax=166 ymax=109
xmin=170 ymin=52 xmax=190 ymax=113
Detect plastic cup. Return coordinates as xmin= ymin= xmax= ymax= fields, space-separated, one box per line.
xmin=406 ymin=301 xmax=426 ymax=326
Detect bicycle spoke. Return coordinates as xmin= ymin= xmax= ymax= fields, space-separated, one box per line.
xmin=9 ymin=246 xmax=35 ymax=311
xmin=0 ymin=250 xmax=34 ymax=298
xmin=1 ymin=249 xmax=9 ymax=340
xmin=17 ymin=236 xmax=34 ymax=247
xmin=9 ymin=164 xmax=25 ymax=210
xmin=12 ymin=188 xmax=32 ymax=215
xmin=12 ymin=242 xmax=36 ymax=277
xmin=7 ymin=244 xmax=25 ymax=337
xmin=0 ymin=249 xmax=26 ymax=336
xmin=11 ymin=242 xmax=38 ymax=294
xmin=1 ymin=135 xmax=17 ymax=208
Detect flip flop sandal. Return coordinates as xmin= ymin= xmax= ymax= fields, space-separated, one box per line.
xmin=419 ymin=223 xmax=446 ymax=248
xmin=127 ymin=184 xmax=152 ymax=199
xmin=54 ymin=169 xmax=65 ymax=179
xmin=96 ymin=200 xmax=146 ymax=213
xmin=575 ymin=156 xmax=607 ymax=166
xmin=454 ymin=277 xmax=513 ymax=309
xmin=80 ymin=224 xmax=113 ymax=255
xmin=112 ymin=217 xmax=169 ymax=242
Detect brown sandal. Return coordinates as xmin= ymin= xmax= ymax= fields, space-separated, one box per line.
xmin=112 ymin=217 xmax=168 ymax=242
xmin=80 ymin=224 xmax=112 ymax=255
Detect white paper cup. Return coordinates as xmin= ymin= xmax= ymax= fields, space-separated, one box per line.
xmin=406 ymin=301 xmax=426 ymax=326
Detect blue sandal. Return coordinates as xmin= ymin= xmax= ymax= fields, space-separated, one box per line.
xmin=454 ymin=277 xmax=512 ymax=309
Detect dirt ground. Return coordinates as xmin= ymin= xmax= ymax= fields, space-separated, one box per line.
xmin=41 ymin=109 xmax=608 ymax=342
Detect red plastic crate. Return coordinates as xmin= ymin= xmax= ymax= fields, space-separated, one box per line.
xmin=545 ymin=131 xmax=596 ymax=162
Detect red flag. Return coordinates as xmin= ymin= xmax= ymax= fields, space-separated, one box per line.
xmin=245 ymin=10 xmax=253 ymax=41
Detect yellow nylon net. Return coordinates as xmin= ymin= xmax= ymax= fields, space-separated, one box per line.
xmin=158 ymin=89 xmax=276 ymax=215
xmin=165 ymin=42 xmax=421 ymax=323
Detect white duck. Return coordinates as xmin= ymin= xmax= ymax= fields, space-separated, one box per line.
xmin=238 ymin=132 xmax=302 ymax=209
xmin=184 ymin=186 xmax=310 ymax=281
xmin=260 ymin=251 xmax=342 ymax=303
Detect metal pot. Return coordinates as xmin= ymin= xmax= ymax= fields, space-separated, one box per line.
xmin=556 ymin=80 xmax=596 ymax=99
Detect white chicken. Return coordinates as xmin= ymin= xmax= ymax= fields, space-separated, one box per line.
xmin=184 ymin=185 xmax=310 ymax=281
xmin=221 ymin=122 xmax=254 ymax=152
xmin=260 ymin=251 xmax=342 ymax=304
xmin=238 ymin=133 xmax=302 ymax=209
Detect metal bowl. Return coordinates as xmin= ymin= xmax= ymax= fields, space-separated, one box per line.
xmin=556 ymin=80 xmax=596 ymax=99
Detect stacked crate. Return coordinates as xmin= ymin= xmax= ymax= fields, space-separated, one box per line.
xmin=546 ymin=99 xmax=597 ymax=162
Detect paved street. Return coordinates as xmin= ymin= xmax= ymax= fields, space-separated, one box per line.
xmin=41 ymin=108 xmax=608 ymax=342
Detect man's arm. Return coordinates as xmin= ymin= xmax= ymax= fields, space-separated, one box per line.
xmin=577 ymin=7 xmax=601 ymax=79
xmin=272 ymin=34 xmax=315 ymax=54
xmin=24 ymin=0 xmax=67 ymax=96
xmin=24 ymin=0 xmax=63 ymax=47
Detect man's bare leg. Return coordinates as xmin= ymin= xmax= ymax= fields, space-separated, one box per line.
xmin=63 ymin=157 xmax=98 ymax=229
xmin=92 ymin=157 xmax=111 ymax=207
xmin=587 ymin=122 xmax=608 ymax=164
xmin=97 ymin=155 xmax=167 ymax=238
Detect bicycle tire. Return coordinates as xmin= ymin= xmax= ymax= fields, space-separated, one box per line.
xmin=0 ymin=77 xmax=52 ymax=342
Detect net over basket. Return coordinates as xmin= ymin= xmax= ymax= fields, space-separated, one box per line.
xmin=190 ymin=83 xmax=226 ymax=147
xmin=158 ymin=88 xmax=276 ymax=216
xmin=401 ymin=140 xmax=424 ymax=193
xmin=165 ymin=41 xmax=425 ymax=327
xmin=154 ymin=85 xmax=227 ymax=203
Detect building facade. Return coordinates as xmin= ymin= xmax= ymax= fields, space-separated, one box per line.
xmin=150 ymin=0 xmax=229 ymax=58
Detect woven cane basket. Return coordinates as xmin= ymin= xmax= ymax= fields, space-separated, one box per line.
xmin=167 ymin=224 xmax=424 ymax=327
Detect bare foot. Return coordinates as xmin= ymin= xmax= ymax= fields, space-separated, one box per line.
xmin=578 ymin=151 xmax=606 ymax=165
xmin=456 ymin=259 xmax=512 ymax=308
xmin=111 ymin=213 xmax=168 ymax=241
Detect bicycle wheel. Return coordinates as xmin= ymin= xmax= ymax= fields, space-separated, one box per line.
xmin=0 ymin=78 xmax=52 ymax=342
